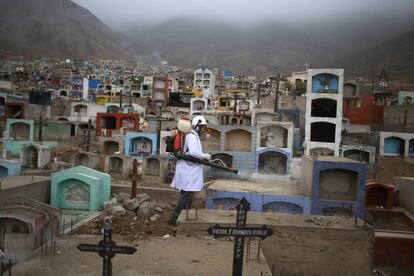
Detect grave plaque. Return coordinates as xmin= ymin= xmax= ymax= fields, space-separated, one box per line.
xmin=77 ymin=217 xmax=137 ymax=276
xmin=207 ymin=198 xmax=273 ymax=276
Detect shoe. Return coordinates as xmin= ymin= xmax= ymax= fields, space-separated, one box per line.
xmin=168 ymin=217 xmax=177 ymax=226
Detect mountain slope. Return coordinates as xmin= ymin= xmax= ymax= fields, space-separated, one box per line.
xmin=333 ymin=29 xmax=414 ymax=81
xmin=130 ymin=16 xmax=337 ymax=75
xmin=0 ymin=0 xmax=147 ymax=59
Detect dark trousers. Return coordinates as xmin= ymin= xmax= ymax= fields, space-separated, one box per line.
xmin=170 ymin=190 xmax=194 ymax=221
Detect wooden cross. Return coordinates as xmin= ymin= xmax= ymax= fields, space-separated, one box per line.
xmin=77 ymin=217 xmax=137 ymax=276
xmin=207 ymin=198 xmax=273 ymax=276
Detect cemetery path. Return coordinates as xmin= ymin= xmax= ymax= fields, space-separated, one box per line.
xmin=12 ymin=234 xmax=272 ymax=275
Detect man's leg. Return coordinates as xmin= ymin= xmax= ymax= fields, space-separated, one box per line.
xmin=169 ymin=190 xmax=194 ymax=225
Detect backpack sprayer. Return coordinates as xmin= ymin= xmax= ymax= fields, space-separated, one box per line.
xmin=166 ymin=116 xmax=238 ymax=174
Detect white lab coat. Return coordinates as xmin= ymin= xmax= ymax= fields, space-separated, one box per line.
xmin=171 ymin=130 xmax=209 ymax=192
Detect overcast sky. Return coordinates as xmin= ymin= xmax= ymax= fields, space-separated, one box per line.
xmin=72 ymin=0 xmax=414 ymax=30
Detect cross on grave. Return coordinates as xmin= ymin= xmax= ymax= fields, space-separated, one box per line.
xmin=77 ymin=217 xmax=137 ymax=276
xmin=207 ymin=198 xmax=273 ymax=276
xmin=145 ymin=114 xmax=175 ymax=154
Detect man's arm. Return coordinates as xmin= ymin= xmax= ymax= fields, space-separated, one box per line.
xmin=186 ymin=133 xmax=210 ymax=160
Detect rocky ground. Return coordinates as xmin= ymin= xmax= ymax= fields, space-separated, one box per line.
xmin=75 ymin=192 xmax=177 ymax=243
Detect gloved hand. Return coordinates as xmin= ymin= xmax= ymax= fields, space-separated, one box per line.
xmin=204 ymin=153 xmax=211 ymax=161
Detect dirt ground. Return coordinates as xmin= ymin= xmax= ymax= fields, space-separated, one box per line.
xmin=375 ymin=156 xmax=414 ymax=184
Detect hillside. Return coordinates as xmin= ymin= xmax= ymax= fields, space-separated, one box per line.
xmin=0 ymin=0 xmax=147 ymax=59
xmin=332 ymin=29 xmax=414 ymax=81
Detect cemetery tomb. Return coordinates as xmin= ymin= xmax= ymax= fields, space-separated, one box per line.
xmin=108 ymin=156 xmax=123 ymax=173
xmin=213 ymin=197 xmax=240 ymax=210
xmin=322 ymin=207 xmax=352 ymax=216
xmin=0 ymin=160 xmax=21 ymax=178
xmin=311 ymin=73 xmax=339 ymax=93
xmin=193 ymin=100 xmax=206 ymax=111
xmin=6 ymin=103 xmax=24 ymax=119
xmin=145 ymin=157 xmax=160 ymax=176
xmin=311 ymin=98 xmax=337 ymax=118
xmin=0 ymin=198 xmax=61 ymax=263
xmin=59 ymin=90 xmax=68 ymax=97
xmin=107 ymin=105 xmax=120 ymax=113
xmin=384 ymin=136 xmax=405 ymax=156
xmin=121 ymin=117 xmax=135 ymax=128
xmin=51 ymin=166 xmax=110 ymax=211
xmin=100 ymin=115 xmax=117 ymax=129
xmin=310 ymin=122 xmax=335 ymax=143
xmin=409 ymin=139 xmax=414 ymax=155
xmin=343 ymin=83 xmax=357 ymax=96
xmin=103 ymin=140 xmax=120 ymax=155
xmin=0 ymin=165 xmax=7 ymax=177
xmin=202 ymin=128 xmax=221 ymax=151
xmin=73 ymin=104 xmax=88 ymax=116
xmin=318 ymin=169 xmax=358 ymax=201
xmin=74 ymin=153 xmax=90 ymax=167
xmin=260 ymin=125 xmax=287 ymax=148
xmin=258 ymin=150 xmax=287 ymax=175
xmin=10 ymin=122 xmax=30 ymax=141
xmin=225 ymin=129 xmax=251 ymax=152
xmin=21 ymin=145 xmax=38 ymax=169
xmin=131 ymin=137 xmax=152 ymax=156
xmin=309 ymin=147 xmax=334 ymax=156
xmin=343 ymin=149 xmax=370 ymax=163
xmin=263 ymin=201 xmax=303 ymax=214
xmin=365 ymin=181 xmax=394 ymax=209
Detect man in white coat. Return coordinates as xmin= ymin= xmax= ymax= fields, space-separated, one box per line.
xmin=168 ymin=115 xmax=211 ymax=226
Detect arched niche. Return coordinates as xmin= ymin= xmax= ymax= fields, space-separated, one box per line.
xmin=311 ymin=98 xmax=337 ymax=118
xmin=343 ymin=149 xmax=370 ymax=163
xmin=258 ymin=150 xmax=288 ymax=175
xmin=103 ymin=140 xmax=120 ymax=155
xmin=22 ymin=145 xmax=38 ymax=169
xmin=225 ymin=129 xmax=251 ymax=152
xmin=312 ymin=73 xmax=339 ymax=93
xmin=384 ymin=137 xmax=405 ymax=156
xmin=310 ymin=122 xmax=336 ymax=143
xmin=100 ymin=115 xmax=116 ymax=129
xmin=108 ymin=156 xmax=124 ymax=173
xmin=74 ymin=153 xmax=90 ymax=167
xmin=131 ymin=137 xmax=153 ymax=156
xmin=58 ymin=178 xmax=91 ymax=210
xmin=0 ymin=165 xmax=8 ymax=178
xmin=260 ymin=125 xmax=288 ymax=148
xmin=202 ymin=128 xmax=221 ymax=151
xmin=145 ymin=157 xmax=160 ymax=176
xmin=319 ymin=169 xmax=359 ymax=201
xmin=263 ymin=201 xmax=303 ymax=214
xmin=73 ymin=104 xmax=88 ymax=115
xmin=10 ymin=122 xmax=30 ymax=141
xmin=310 ymin=147 xmax=334 ymax=156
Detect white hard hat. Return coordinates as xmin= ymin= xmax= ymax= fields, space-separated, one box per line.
xmin=192 ymin=115 xmax=208 ymax=128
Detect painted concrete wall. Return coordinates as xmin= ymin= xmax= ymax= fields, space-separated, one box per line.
xmin=0 ymin=177 xmax=51 ymax=203
xmin=380 ymin=131 xmax=414 ymax=157
xmin=393 ymin=177 xmax=414 ymax=215
xmin=124 ymin=132 xmax=158 ymax=159
xmin=0 ymin=159 xmax=21 ymax=178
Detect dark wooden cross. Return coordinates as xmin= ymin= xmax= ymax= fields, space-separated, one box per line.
xmin=77 ymin=217 xmax=137 ymax=276
xmin=207 ymin=198 xmax=273 ymax=276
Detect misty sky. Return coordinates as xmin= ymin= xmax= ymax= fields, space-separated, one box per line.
xmin=72 ymin=0 xmax=414 ymax=30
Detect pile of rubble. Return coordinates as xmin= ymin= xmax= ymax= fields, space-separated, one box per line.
xmin=104 ymin=192 xmax=172 ymax=223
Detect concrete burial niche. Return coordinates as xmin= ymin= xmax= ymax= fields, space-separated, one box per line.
xmin=256 ymin=148 xmax=291 ymax=175
xmin=202 ymin=127 xmax=221 ymax=151
xmin=190 ymin=97 xmax=208 ymax=114
xmin=102 ymin=139 xmax=121 ymax=155
xmin=380 ymin=131 xmax=414 ymax=157
xmin=365 ymin=180 xmax=395 ymax=209
xmin=20 ymin=143 xmax=50 ymax=169
xmin=309 ymin=147 xmax=335 ymax=157
xmin=254 ymin=111 xmax=275 ymax=124
xmin=104 ymin=154 xmax=132 ymax=177
xmin=125 ymin=132 xmax=157 ymax=158
xmin=0 ymin=198 xmax=61 ymax=263
xmin=341 ymin=146 xmax=376 ymax=164
xmin=0 ymin=159 xmax=21 ymax=178
xmin=6 ymin=119 xmax=34 ymax=141
xmin=258 ymin=122 xmax=293 ymax=149
xmin=224 ymin=128 xmax=252 ymax=152
xmin=301 ymin=156 xmax=366 ymax=218
xmin=311 ymin=73 xmax=339 ymax=93
xmin=141 ymin=155 xmax=168 ymax=184
xmin=51 ymin=166 xmax=110 ymax=211
xmin=72 ymin=151 xmax=100 ymax=170
xmin=311 ymin=98 xmax=337 ymax=117
xmin=310 ymin=121 xmax=336 ymax=143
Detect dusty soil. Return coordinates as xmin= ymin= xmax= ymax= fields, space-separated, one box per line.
xmin=371 ymin=215 xmax=414 ymax=232
xmin=74 ymin=208 xmax=177 ymax=244
xmin=375 ymin=156 xmax=414 ymax=184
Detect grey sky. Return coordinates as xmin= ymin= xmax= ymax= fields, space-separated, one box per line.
xmin=72 ymin=0 xmax=414 ymax=30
